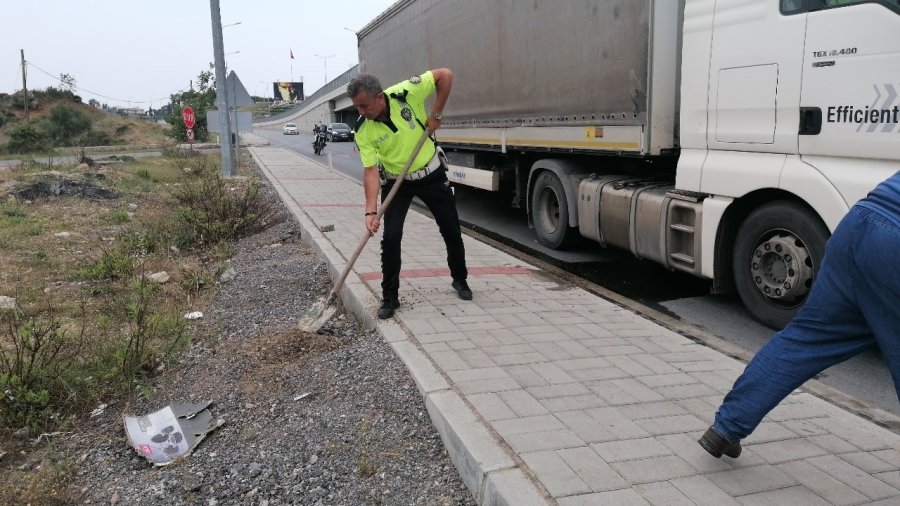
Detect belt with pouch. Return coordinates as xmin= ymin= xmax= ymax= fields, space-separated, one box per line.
xmin=384 ymin=151 xmax=443 ymax=181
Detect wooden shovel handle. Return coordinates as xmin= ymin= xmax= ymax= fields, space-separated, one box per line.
xmin=327 ymin=128 xmax=433 ymax=301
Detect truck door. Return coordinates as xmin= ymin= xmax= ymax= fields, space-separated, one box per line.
xmin=798 ymin=0 xmax=900 ymax=204
xmin=706 ymin=0 xmax=807 ymax=154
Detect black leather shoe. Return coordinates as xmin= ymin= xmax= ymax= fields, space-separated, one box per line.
xmin=451 ymin=279 xmax=473 ymax=300
xmin=377 ymin=297 xmax=400 ymax=319
xmin=698 ymin=427 xmax=742 ymax=459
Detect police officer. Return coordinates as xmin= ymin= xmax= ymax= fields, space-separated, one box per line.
xmin=347 ymin=69 xmax=471 ymax=319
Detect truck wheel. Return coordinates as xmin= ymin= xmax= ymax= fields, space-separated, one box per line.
xmin=732 ymin=201 xmax=829 ymax=329
xmin=531 ymin=171 xmax=577 ymax=249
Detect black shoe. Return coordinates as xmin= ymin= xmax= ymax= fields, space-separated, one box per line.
xmin=377 ymin=297 xmax=400 ymax=319
xmin=451 ymin=279 xmax=473 ymax=301
xmin=698 ymin=427 xmax=742 ymax=459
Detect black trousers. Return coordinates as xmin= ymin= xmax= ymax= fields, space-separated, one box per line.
xmin=380 ymin=167 xmax=468 ymax=298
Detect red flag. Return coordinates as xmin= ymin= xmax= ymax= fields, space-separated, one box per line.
xmin=290 ymin=49 xmax=294 ymax=60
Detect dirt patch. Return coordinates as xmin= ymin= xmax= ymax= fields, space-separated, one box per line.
xmin=10 ymin=178 xmax=118 ymax=201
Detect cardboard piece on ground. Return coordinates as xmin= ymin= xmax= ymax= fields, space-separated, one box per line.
xmin=124 ymin=401 xmax=224 ymax=466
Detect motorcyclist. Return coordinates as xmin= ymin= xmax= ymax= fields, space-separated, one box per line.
xmin=313 ymin=123 xmax=327 ymax=155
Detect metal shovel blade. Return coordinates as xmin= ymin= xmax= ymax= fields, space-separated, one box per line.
xmin=298 ymin=295 xmax=338 ymax=333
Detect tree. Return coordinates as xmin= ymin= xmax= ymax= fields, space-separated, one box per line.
xmin=165 ymin=66 xmax=217 ymax=142
xmin=88 ymin=98 xmax=101 ymax=108
xmin=59 ymin=73 xmax=77 ymax=93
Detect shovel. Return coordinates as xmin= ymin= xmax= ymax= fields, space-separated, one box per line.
xmin=299 ymin=128 xmax=433 ymax=332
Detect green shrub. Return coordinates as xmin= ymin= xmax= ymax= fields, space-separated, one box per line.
xmin=170 ymin=170 xmax=284 ymax=246
xmin=46 ymin=105 xmax=92 ymax=146
xmin=6 ymin=123 xmax=50 ymax=153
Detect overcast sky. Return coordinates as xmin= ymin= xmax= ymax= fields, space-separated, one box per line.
xmin=2 ymin=0 xmax=396 ymax=108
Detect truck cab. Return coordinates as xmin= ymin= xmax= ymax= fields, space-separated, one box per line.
xmin=678 ymin=0 xmax=900 ymax=326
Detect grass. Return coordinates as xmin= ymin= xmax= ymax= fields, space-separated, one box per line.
xmin=0 ymin=151 xmax=282 ymax=433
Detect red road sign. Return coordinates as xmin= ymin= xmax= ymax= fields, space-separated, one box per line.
xmin=182 ymin=107 xmax=195 ymax=129
xmin=186 ymin=128 xmax=195 ymax=141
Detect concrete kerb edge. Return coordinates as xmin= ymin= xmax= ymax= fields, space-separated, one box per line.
xmin=250 ymin=147 xmax=546 ymax=505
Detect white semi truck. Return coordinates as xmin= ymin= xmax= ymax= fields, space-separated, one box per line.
xmin=357 ymin=0 xmax=900 ymax=328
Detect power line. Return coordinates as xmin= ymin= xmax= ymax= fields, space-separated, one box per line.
xmin=25 ymin=60 xmax=181 ymax=106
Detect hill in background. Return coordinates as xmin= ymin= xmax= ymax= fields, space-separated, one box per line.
xmin=0 ymin=88 xmax=170 ymax=155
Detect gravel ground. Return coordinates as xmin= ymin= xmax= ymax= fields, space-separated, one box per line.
xmin=56 ymin=164 xmax=476 ymax=505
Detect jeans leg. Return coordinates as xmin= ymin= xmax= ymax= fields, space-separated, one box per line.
xmin=714 ymin=207 xmax=875 ymax=442
xmin=380 ymin=184 xmax=415 ymax=298
xmin=851 ymin=210 xmax=900 ymax=399
xmin=416 ymin=173 xmax=468 ymax=281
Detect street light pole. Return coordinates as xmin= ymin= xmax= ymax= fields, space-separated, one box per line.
xmin=314 ymin=53 xmax=336 ymax=86
xmin=210 ymin=0 xmax=234 ymax=176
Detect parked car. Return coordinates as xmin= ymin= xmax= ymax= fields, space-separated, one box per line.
xmin=282 ymin=122 xmax=299 ymax=135
xmin=326 ymin=122 xmax=353 ymax=142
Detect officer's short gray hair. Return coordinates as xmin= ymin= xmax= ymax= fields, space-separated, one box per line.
xmin=347 ymin=74 xmax=383 ymax=98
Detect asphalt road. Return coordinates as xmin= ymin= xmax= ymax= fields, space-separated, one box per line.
xmin=256 ymin=126 xmax=900 ymax=417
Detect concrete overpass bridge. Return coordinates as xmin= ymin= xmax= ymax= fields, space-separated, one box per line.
xmin=254 ymin=65 xmax=361 ymax=131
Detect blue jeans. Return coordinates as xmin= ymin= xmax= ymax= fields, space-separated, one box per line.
xmin=714 ymin=206 xmax=900 ymax=442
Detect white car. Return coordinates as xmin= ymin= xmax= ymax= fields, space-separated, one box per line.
xmin=282 ymin=123 xmax=299 ymax=135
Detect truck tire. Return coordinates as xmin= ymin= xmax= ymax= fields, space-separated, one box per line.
xmin=732 ymin=200 xmax=829 ymax=329
xmin=531 ymin=171 xmax=577 ymax=249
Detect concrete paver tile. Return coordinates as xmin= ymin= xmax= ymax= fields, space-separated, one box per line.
xmin=588 ymin=379 xmax=664 ymax=405
xmin=634 ymin=414 xmax=707 ymax=436
xmin=875 ymin=470 xmax=900 ymax=489
xmin=654 ymin=383 xmax=718 ymax=400
xmin=735 ymin=485 xmax=832 ymax=505
xmin=610 ymin=455 xmax=697 ymax=484
xmin=457 ymin=377 xmax=521 ymax=395
xmin=872 ymin=448 xmax=900 ymax=467
xmin=630 ymin=354 xmax=680 ymax=374
xmin=806 ymin=434 xmax=861 ymax=454
xmin=557 ymin=489 xmax=651 ymax=506
xmin=557 ymin=446 xmax=628 ymax=492
xmin=504 ymin=364 xmax=550 ymax=388
xmin=504 ymin=429 xmax=585 ymax=453
xmin=779 ymin=419 xmax=828 ymax=437
xmin=590 ymin=437 xmax=672 ymax=462
xmin=490 ymin=352 xmax=547 ymax=366
xmin=448 ymin=366 xmax=510 ymax=383
xmin=807 ymin=454 xmax=900 ymax=500
xmin=430 ymin=350 xmax=470 ymax=371
xmin=467 ymin=392 xmax=517 ymax=422
xmin=499 ymin=389 xmax=550 ymax=417
xmin=616 ymin=401 xmax=687 ymax=420
xmin=637 ymin=373 xmax=698 ymax=388
xmin=568 ymin=367 xmax=630 ymax=382
xmin=530 ymin=342 xmax=578 ymax=362
xmin=706 ymin=465 xmax=798 ymax=496
xmin=458 ymin=348 xmax=496 ymax=368
xmin=669 ymin=475 xmax=741 ymax=506
xmin=447 ymin=339 xmax=477 ymax=350
xmin=747 ymin=438 xmax=828 ymax=464
xmin=634 ymin=481 xmax=696 ymax=506
xmin=494 ymin=414 xmax=565 ymax=437
xmin=556 ymin=410 xmax=623 ymax=444
xmin=775 ymin=460 xmax=869 ymax=505
xmin=520 ymin=450 xmax=592 ymax=497
xmin=555 ymin=357 xmax=614 ymax=370
xmin=585 ymin=407 xmax=652 ymax=440
xmin=528 ymin=383 xmax=591 ymax=399
xmin=540 ymin=394 xmax=608 ymax=412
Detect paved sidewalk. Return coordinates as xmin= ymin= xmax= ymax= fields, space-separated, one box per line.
xmin=248 ymin=141 xmax=900 ymax=506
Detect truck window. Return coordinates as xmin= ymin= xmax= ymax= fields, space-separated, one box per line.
xmin=783 ymin=0 xmax=900 ymax=13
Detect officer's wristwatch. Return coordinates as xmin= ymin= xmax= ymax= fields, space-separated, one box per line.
xmin=430 ymin=111 xmax=443 ymax=120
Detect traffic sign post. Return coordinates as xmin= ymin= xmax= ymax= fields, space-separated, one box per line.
xmin=182 ymin=107 xmax=195 ymax=129
xmin=186 ymin=128 xmax=195 ymax=141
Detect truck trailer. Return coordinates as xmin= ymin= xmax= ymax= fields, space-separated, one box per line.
xmin=357 ymin=0 xmax=900 ymax=328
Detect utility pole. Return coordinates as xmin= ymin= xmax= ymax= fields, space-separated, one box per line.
xmin=210 ymin=0 xmax=234 ymax=176
xmin=20 ymin=49 xmax=28 ymax=121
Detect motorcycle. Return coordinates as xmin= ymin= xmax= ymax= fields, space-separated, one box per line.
xmin=312 ymin=131 xmax=327 ymax=156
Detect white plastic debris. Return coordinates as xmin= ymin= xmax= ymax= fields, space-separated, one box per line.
xmin=124 ymin=401 xmax=224 ymax=466
xmin=293 ymin=393 xmax=311 ymax=402
xmin=90 ymin=403 xmax=108 ymax=418
xmin=183 ymin=311 xmax=203 ymax=320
